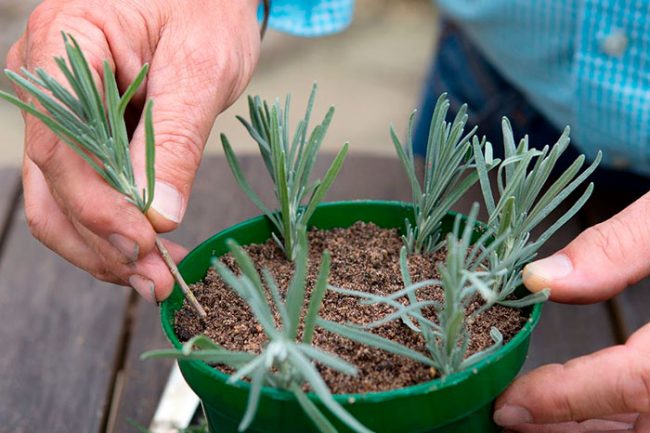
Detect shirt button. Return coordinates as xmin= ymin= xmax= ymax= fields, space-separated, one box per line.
xmin=601 ymin=31 xmax=628 ymax=56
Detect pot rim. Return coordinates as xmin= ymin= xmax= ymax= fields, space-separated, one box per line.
xmin=160 ymin=199 xmax=542 ymax=403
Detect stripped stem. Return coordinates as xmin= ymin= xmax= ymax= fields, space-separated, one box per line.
xmin=155 ymin=237 xmax=206 ymax=317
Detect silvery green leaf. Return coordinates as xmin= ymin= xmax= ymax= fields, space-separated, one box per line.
xmin=287 ymin=346 xmax=374 ymax=433
xmin=291 ymin=385 xmax=338 ymax=433
xmin=317 ymin=319 xmax=435 ymax=367
xmin=227 ymin=356 xmax=265 ymax=385
xmin=303 ymin=251 xmax=331 ymax=344
xmin=297 ymin=344 xmax=357 ymax=376
xmin=238 ymin=366 xmax=266 ymax=431
xmin=499 ymin=288 xmax=550 ymax=307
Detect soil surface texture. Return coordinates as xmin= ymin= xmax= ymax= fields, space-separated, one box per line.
xmin=175 ymin=222 xmax=525 ymax=394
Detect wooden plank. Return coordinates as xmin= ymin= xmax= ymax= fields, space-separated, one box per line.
xmin=614 ymin=281 xmax=650 ymax=338
xmin=0 ymin=202 xmax=131 ymax=433
xmin=0 ymin=167 xmax=21 ymax=249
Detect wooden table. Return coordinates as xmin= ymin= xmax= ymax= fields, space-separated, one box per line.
xmin=0 ymin=155 xmax=647 ymax=433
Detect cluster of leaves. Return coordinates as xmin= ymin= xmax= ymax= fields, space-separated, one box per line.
xmin=0 ymin=32 xmax=155 ymax=212
xmin=324 ymin=103 xmax=602 ymax=378
xmin=473 ymin=119 xmax=602 ymax=307
xmin=144 ymin=235 xmax=372 ymax=433
xmin=222 ymin=84 xmax=349 ymax=261
xmin=392 ymin=94 xmax=497 ymax=254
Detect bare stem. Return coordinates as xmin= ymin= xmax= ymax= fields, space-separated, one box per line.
xmin=155 ymin=236 xmax=207 ymax=318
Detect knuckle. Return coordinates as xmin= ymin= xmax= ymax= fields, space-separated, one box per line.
xmin=582 ymin=221 xmax=628 ymax=266
xmin=66 ymin=191 xmax=117 ymax=235
xmin=90 ymin=264 xmax=118 ymax=284
xmin=26 ymin=3 xmax=54 ymax=36
xmin=6 ymin=40 xmax=22 ymax=71
xmin=155 ymin=124 xmax=203 ymax=183
xmin=25 ymin=132 xmax=59 ymax=170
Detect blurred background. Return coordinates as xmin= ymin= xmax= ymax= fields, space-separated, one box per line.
xmin=0 ymin=0 xmax=438 ymax=168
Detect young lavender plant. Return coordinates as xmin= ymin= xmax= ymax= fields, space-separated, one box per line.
xmin=221 ymin=84 xmax=349 ymax=261
xmin=0 ymin=32 xmax=206 ymax=316
xmin=473 ymin=119 xmax=602 ymax=307
xmin=143 ymin=235 xmax=372 ymax=433
xmin=392 ymin=93 xmax=498 ymax=254
xmin=321 ymin=204 xmax=506 ymax=377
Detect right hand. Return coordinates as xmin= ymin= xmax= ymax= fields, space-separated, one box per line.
xmin=495 ymin=191 xmax=650 ymax=432
xmin=7 ymin=0 xmax=261 ymax=302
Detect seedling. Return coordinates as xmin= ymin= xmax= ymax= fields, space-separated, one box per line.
xmin=473 ymin=119 xmax=602 ymax=306
xmin=221 ymin=84 xmax=349 ymax=261
xmin=0 ymin=33 xmax=206 ymax=316
xmin=391 ymin=94 xmax=497 ymax=254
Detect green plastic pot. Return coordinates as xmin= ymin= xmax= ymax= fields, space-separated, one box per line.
xmin=160 ymin=200 xmax=542 ymax=433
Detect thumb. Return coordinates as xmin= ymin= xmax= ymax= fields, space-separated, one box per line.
xmin=130 ymin=20 xmax=258 ymax=232
xmin=493 ymin=325 xmax=650 ymax=427
xmin=523 ymin=192 xmax=650 ymax=303
xmin=129 ymin=62 xmax=219 ymax=233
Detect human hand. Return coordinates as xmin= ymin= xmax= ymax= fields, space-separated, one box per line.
xmin=7 ymin=0 xmax=261 ymax=302
xmin=494 ymin=192 xmax=650 ymax=432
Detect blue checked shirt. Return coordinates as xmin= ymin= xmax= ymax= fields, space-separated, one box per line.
xmin=267 ymin=0 xmax=650 ymax=177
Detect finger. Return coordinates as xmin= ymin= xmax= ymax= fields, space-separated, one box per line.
xmin=64 ymin=200 xmax=189 ymax=301
xmin=23 ymin=157 xmax=117 ymax=282
xmin=17 ymin=27 xmax=157 ymax=264
xmin=503 ymin=418 xmax=635 ymax=433
xmin=132 ymin=238 xmax=188 ymax=301
xmin=494 ymin=325 xmax=650 ymax=427
xmin=523 ymin=191 xmax=650 ymax=303
xmin=24 ymin=156 xmax=186 ymax=302
xmin=130 ymin=6 xmax=260 ymax=232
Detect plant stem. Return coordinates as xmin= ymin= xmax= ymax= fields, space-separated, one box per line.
xmin=155 ymin=236 xmax=207 ymax=318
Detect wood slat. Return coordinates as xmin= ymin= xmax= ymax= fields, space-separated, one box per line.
xmin=0 ymin=203 xmax=131 ymax=433
xmin=0 ymin=167 xmax=21 ymax=249
xmin=614 ymin=281 xmax=650 ymax=338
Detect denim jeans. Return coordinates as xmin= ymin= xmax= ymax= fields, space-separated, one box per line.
xmin=413 ymin=21 xmax=650 ymax=199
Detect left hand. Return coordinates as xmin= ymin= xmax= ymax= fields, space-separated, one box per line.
xmin=494 ymin=192 xmax=650 ymax=432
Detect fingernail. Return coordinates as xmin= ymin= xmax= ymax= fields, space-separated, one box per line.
xmin=523 ymin=254 xmax=573 ymax=285
xmin=129 ymin=274 xmax=156 ymax=303
xmin=493 ymin=405 xmax=533 ymax=426
xmin=108 ymin=233 xmax=139 ymax=262
xmin=150 ymin=181 xmax=184 ymax=223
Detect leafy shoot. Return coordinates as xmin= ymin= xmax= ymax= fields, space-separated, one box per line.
xmin=222 ymin=84 xmax=349 ymax=261
xmin=0 ymin=32 xmax=205 ymax=316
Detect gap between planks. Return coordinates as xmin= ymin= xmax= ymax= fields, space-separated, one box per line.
xmin=0 ymin=169 xmax=23 ymax=264
xmin=102 ymin=290 xmax=141 ymax=433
